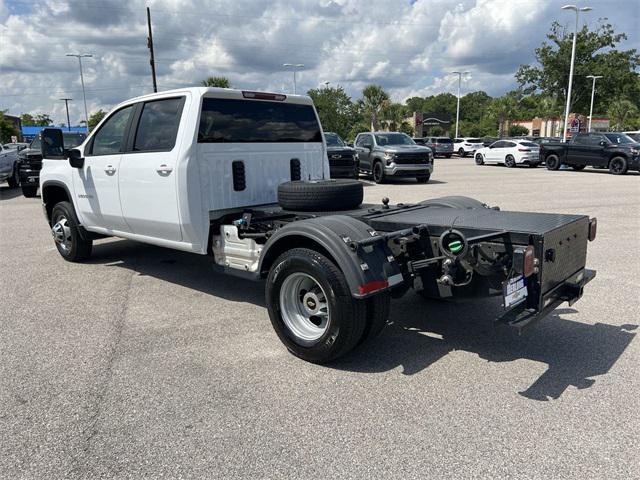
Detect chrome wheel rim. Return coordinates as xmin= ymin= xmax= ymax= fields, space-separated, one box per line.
xmin=506 ymin=156 xmax=515 ymax=167
xmin=279 ymin=272 xmax=330 ymax=342
xmin=52 ymin=215 xmax=72 ymax=253
xmin=475 ymin=154 xmax=483 ymax=165
xmin=611 ymin=159 xmax=623 ymax=173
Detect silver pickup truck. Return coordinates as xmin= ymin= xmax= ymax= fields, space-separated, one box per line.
xmin=0 ymin=144 xmax=20 ymax=187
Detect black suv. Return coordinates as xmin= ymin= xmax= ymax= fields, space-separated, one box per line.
xmin=325 ymin=132 xmax=358 ymax=178
xmin=18 ymin=131 xmax=86 ymax=197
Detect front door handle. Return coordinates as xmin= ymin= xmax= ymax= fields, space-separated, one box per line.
xmin=156 ymin=164 xmax=173 ymax=175
xmin=104 ymin=165 xmax=116 ymax=175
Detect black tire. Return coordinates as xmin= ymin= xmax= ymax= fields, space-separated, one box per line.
xmin=265 ymin=248 xmax=367 ymax=364
xmin=572 ymin=165 xmax=586 ymax=171
xmin=475 ymin=153 xmax=484 ymax=165
xmin=358 ymin=293 xmax=391 ymax=345
xmin=50 ymin=201 xmax=92 ymax=262
xmin=420 ymin=195 xmax=488 ymax=209
xmin=416 ymin=174 xmax=430 ymax=183
xmin=444 ymin=154 xmax=452 ymax=158
xmin=505 ymin=155 xmax=516 ymax=168
xmin=277 ymin=179 xmax=363 ymax=211
xmin=546 ymin=154 xmax=561 ymax=170
xmin=608 ymin=156 xmax=627 ymax=175
xmin=458 ymin=148 xmax=465 ymax=157
xmin=372 ymin=161 xmax=386 ymax=184
xmin=21 ymin=185 xmax=38 ymax=197
xmin=7 ymin=164 xmax=19 ymax=188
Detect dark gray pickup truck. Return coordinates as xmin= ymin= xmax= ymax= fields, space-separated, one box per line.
xmin=540 ymin=132 xmax=640 ymax=175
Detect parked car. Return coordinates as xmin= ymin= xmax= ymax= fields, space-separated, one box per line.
xmin=0 ymin=143 xmax=20 ymax=187
xmin=18 ymin=131 xmax=86 ymax=197
xmin=38 ymin=87 xmax=596 ymax=364
xmin=453 ymin=138 xmax=484 ymax=157
xmin=421 ymin=137 xmax=454 ymax=158
xmin=539 ymin=132 xmax=640 ymax=175
xmin=324 ymin=132 xmax=358 ymax=179
xmin=475 ymin=140 xmax=541 ymax=168
xmin=354 ymin=131 xmax=433 ymax=183
xmin=623 ymin=131 xmax=640 ymax=142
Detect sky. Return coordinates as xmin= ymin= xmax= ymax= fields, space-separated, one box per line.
xmin=1 ymin=0 xmax=638 ymax=125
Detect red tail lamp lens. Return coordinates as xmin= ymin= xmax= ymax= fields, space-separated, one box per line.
xmin=523 ymin=246 xmax=536 ymax=277
xmin=357 ymin=280 xmax=388 ymax=295
xmin=242 ymin=91 xmax=287 ymax=101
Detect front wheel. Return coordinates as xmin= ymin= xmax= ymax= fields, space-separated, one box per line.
xmin=458 ymin=148 xmax=465 ymax=157
xmin=265 ymin=248 xmax=367 ymax=364
xmin=372 ymin=161 xmax=386 ymax=184
xmin=7 ymin=165 xmax=19 ymax=188
xmin=475 ymin=153 xmax=484 ymax=165
xmin=22 ymin=185 xmax=38 ymax=197
xmin=608 ymin=156 xmax=627 ymax=175
xmin=50 ymin=201 xmax=92 ymax=262
xmin=416 ymin=174 xmax=430 ymax=183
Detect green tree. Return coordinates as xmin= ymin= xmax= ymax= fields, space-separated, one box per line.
xmin=0 ymin=111 xmax=20 ymax=143
xmin=607 ymin=98 xmax=639 ymax=130
xmin=88 ymin=109 xmax=107 ymax=130
xmin=516 ymin=20 xmax=640 ymax=115
xmin=20 ymin=113 xmax=36 ymax=125
xmin=21 ymin=113 xmax=52 ymax=126
xmin=307 ymin=85 xmax=358 ymax=140
xmin=359 ymin=84 xmax=390 ymax=131
xmin=201 ymin=76 xmax=231 ymax=88
xmin=381 ymin=103 xmax=407 ymax=131
xmin=509 ymin=125 xmax=530 ymax=137
xmin=488 ymin=93 xmax=519 ymax=137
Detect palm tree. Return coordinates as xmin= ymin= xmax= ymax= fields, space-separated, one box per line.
xmin=201 ymin=76 xmax=231 ymax=88
xmin=381 ymin=103 xmax=406 ymax=131
xmin=607 ymin=98 xmax=638 ymax=130
xmin=489 ymin=95 xmax=518 ymax=137
xmin=360 ymin=84 xmax=390 ymax=131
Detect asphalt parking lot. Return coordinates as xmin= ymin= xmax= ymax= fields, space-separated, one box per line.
xmin=1 ymin=159 xmax=638 ymax=479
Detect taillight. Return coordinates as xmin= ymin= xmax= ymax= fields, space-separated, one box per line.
xmin=357 ymin=280 xmax=388 ymax=295
xmin=518 ymin=148 xmax=531 ymax=152
xmin=588 ymin=217 xmax=597 ymax=241
xmin=242 ymin=91 xmax=287 ymax=101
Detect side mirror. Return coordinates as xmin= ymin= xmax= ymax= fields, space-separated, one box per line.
xmin=68 ymin=148 xmax=85 ymax=168
xmin=41 ymin=128 xmax=65 ymax=159
xmin=599 ymin=140 xmax=607 ymax=146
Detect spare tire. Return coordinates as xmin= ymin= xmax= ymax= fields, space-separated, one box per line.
xmin=278 ymin=179 xmax=363 ymax=211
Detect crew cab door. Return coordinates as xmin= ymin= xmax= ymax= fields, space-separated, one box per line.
xmin=355 ymin=134 xmax=374 ymax=171
xmin=73 ymin=105 xmax=134 ymax=231
xmin=118 ymin=96 xmax=185 ymax=242
xmin=0 ymin=146 xmax=11 ymax=177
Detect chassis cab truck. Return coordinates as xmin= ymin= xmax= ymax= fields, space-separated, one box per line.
xmin=40 ymin=87 xmax=597 ymax=364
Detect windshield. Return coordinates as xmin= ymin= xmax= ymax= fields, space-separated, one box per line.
xmin=324 ymin=132 xmax=345 ymax=147
xmin=374 ymin=133 xmax=414 ymax=146
xmin=604 ymin=133 xmax=636 ymax=145
xmin=63 ymin=133 xmax=86 ymax=148
xmin=30 ymin=136 xmax=41 ymax=150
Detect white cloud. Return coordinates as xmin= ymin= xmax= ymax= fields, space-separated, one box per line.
xmin=0 ymin=0 xmax=638 ymax=123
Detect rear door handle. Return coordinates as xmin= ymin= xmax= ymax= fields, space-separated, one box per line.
xmin=104 ymin=165 xmax=116 ymax=175
xmin=156 ymin=164 xmax=173 ymax=175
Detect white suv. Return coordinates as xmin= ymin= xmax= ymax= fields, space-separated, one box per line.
xmin=453 ymin=138 xmax=484 ymax=157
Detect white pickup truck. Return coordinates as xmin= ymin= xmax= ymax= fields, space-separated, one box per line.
xmin=39 ymin=87 xmax=597 ymax=364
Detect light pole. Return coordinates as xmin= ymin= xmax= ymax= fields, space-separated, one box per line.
xmin=586 ymin=75 xmax=603 ymax=132
xmin=66 ymin=53 xmax=93 ymax=132
xmin=60 ymin=98 xmax=72 ymax=131
xmin=560 ymin=5 xmax=592 ymax=142
xmin=451 ymin=71 xmax=469 ymax=139
xmin=282 ymin=63 xmax=304 ymax=94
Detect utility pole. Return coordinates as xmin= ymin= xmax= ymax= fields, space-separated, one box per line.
xmin=561 ymin=4 xmax=592 ymax=141
xmin=66 ymin=53 xmax=92 ymax=132
xmin=586 ymin=75 xmax=603 ymax=132
xmin=451 ymin=71 xmax=469 ymax=139
xmin=60 ymin=98 xmax=72 ymax=131
xmin=147 ymin=7 xmax=158 ymax=93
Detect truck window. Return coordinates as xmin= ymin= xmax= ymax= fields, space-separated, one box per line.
xmin=134 ymin=97 xmax=184 ymax=152
xmin=198 ymin=98 xmax=322 ymax=143
xmin=90 ymin=105 xmax=134 ymax=156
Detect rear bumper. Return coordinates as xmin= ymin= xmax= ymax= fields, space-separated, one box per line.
xmin=496 ymin=268 xmax=596 ymax=332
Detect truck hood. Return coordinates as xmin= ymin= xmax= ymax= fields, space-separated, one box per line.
xmin=380 ymin=145 xmax=431 ymax=154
